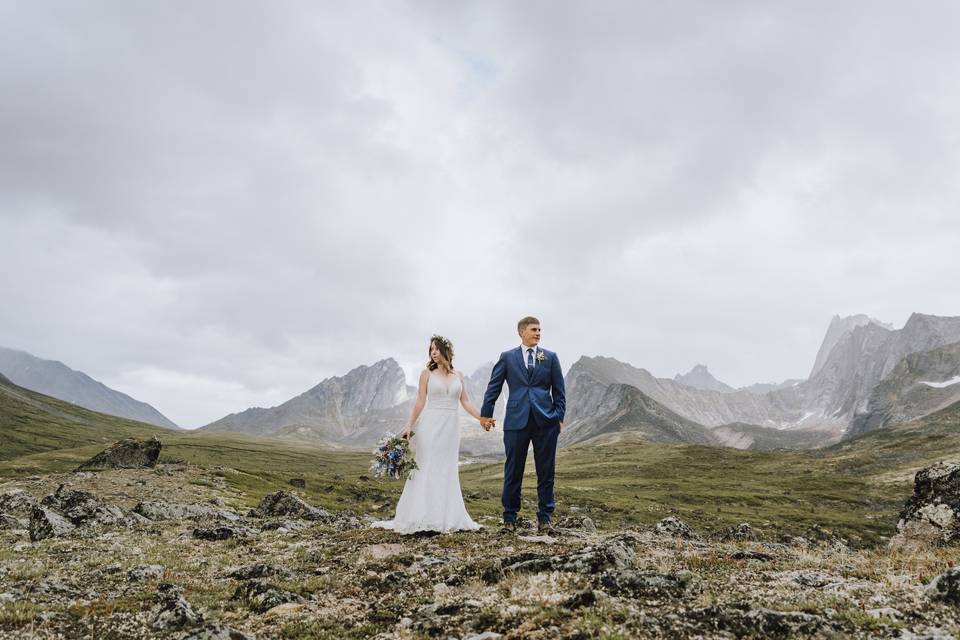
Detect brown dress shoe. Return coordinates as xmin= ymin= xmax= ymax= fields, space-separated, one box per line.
xmin=537 ymin=521 xmax=559 ymax=536
xmin=500 ymin=521 xmax=517 ymax=534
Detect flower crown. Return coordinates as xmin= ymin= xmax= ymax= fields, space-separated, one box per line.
xmin=431 ymin=334 xmax=453 ymax=351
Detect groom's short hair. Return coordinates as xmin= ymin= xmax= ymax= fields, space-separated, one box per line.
xmin=518 ymin=316 xmax=540 ymax=332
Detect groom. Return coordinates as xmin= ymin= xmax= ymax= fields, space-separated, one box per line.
xmin=481 ymin=316 xmax=566 ymax=534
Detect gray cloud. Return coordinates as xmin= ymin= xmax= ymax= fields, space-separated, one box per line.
xmin=2 ymin=1 xmax=959 ymax=426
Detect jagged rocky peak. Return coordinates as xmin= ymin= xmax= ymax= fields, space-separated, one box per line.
xmin=324 ymin=357 xmax=409 ymax=413
xmin=884 ymin=313 xmax=960 ymax=378
xmin=568 ymin=355 xmax=657 ymax=384
xmin=674 ymin=364 xmax=735 ymax=393
xmin=809 ymin=314 xmax=893 ymax=378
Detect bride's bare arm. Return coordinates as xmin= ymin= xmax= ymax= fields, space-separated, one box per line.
xmin=458 ymin=371 xmax=484 ymax=421
xmin=402 ymin=370 xmax=430 ymax=437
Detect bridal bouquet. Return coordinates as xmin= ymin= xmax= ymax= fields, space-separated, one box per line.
xmin=370 ymin=432 xmax=418 ymax=480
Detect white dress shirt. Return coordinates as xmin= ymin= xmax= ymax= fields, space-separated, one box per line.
xmin=520 ymin=343 xmax=539 ymax=368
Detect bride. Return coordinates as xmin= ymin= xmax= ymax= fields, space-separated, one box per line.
xmin=372 ymin=335 xmax=490 ymax=534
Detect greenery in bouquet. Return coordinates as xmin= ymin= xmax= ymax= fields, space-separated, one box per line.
xmin=370 ymin=431 xmax=419 ymax=480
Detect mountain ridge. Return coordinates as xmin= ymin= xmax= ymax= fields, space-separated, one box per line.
xmin=0 ymin=346 xmax=178 ymax=429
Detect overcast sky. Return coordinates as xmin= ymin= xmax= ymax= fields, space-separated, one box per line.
xmin=2 ymin=1 xmax=959 ymax=428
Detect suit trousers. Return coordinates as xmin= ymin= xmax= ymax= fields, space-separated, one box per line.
xmin=502 ymin=412 xmax=559 ymax=523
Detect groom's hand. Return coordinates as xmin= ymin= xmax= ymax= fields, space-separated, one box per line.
xmin=480 ymin=417 xmax=495 ymax=431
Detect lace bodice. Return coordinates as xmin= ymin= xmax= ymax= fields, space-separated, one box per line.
xmin=427 ymin=371 xmax=461 ymax=411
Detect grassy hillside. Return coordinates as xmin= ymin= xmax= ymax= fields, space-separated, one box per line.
xmin=0 ymin=373 xmax=174 ymax=461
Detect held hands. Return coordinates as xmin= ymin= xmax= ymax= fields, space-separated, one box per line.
xmin=479 ymin=417 xmax=496 ymax=431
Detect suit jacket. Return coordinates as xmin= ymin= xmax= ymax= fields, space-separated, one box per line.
xmin=481 ymin=346 xmax=565 ymax=430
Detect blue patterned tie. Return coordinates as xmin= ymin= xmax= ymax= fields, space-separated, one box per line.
xmin=527 ymin=348 xmax=534 ymax=373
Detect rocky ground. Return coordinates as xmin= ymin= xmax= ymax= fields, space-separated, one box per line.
xmin=2 ymin=462 xmax=960 ymax=640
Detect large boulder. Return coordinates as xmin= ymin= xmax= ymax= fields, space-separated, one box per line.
xmin=29 ymin=506 xmax=76 ymax=541
xmin=248 ymin=491 xmax=331 ymax=521
xmin=152 ymin=583 xmax=201 ymax=630
xmin=41 ymin=485 xmax=99 ymax=522
xmin=655 ymin=516 xmax=699 ymax=539
xmin=231 ymin=580 xmax=304 ymax=614
xmin=890 ymin=461 xmax=960 ymax=550
xmin=181 ymin=624 xmax=253 ymax=640
xmin=927 ymin=567 xmax=960 ymax=605
xmin=76 ymin=437 xmax=162 ymax=471
xmin=40 ymin=485 xmax=129 ymax=527
xmin=504 ymin=539 xmax=635 ymax=575
xmin=0 ymin=489 xmax=38 ymax=515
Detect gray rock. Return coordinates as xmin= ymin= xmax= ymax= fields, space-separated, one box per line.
xmin=655 ymin=516 xmax=699 ymax=539
xmin=463 ymin=633 xmax=504 ymax=640
xmin=133 ymin=501 xmax=227 ymax=521
xmin=181 ymin=623 xmax=255 ymax=640
xmin=128 ymin=564 xmax=165 ymax=581
xmin=152 ymin=582 xmax=201 ymax=630
xmin=38 ymin=486 xmax=145 ymax=528
xmin=866 ymin=607 xmax=903 ymax=620
xmin=900 ymin=628 xmax=957 ymax=640
xmin=225 ymin=564 xmax=291 ymax=580
xmin=720 ymin=522 xmax=756 ymax=541
xmin=556 ymin=516 xmax=597 ymax=532
xmin=927 ymin=566 xmax=960 ymax=605
xmin=0 ymin=489 xmax=37 ymax=515
xmin=600 ymin=569 xmax=701 ymax=598
xmin=288 ymin=478 xmax=306 ymax=489
xmin=248 ymin=491 xmax=331 ymax=521
xmin=505 ymin=539 xmax=634 ymax=575
xmin=29 ymin=506 xmax=76 ymax=541
xmin=689 ymin=604 xmax=828 ymax=638
xmin=792 ymin=571 xmax=834 ymax=588
xmin=0 ymin=593 xmax=15 ymax=604
xmin=30 ymin=580 xmax=80 ymax=596
xmin=891 ymin=461 xmax=960 ymax=549
xmin=193 ymin=525 xmax=257 ymax=541
xmin=40 ymin=485 xmax=99 ymax=523
xmin=730 ymin=550 xmax=775 ymax=562
xmin=76 ymin=436 xmax=162 ymax=471
xmin=261 ymin=519 xmax=310 ymax=532
xmin=564 ymin=589 xmax=596 ymax=609
xmin=231 ymin=579 xmax=304 ymax=614
xmin=0 ymin=513 xmax=28 ymax=529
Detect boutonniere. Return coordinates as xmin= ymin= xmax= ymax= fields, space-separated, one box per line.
xmin=535 ymin=350 xmax=546 ymax=363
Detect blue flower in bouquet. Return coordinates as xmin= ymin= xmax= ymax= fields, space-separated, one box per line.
xmin=370 ymin=431 xmax=419 ymax=480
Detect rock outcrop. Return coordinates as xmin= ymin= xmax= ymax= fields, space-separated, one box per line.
xmin=76 ymin=437 xmax=162 ymax=471
xmin=248 ymin=491 xmax=332 ymax=521
xmin=674 ymin=364 xmax=735 ymax=393
xmin=29 ymin=506 xmax=76 ymax=541
xmin=890 ymin=461 xmax=960 ymax=549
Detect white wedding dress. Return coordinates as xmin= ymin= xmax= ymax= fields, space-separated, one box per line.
xmin=371 ymin=371 xmax=480 ymax=534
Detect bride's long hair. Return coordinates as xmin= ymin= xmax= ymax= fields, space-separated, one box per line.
xmin=427 ymin=335 xmax=454 ymax=372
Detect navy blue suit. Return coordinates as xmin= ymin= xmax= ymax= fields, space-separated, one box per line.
xmin=481 ymin=346 xmax=566 ymax=523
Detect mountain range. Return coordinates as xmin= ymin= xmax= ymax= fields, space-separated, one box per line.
xmin=192 ymin=312 xmax=960 ymax=453
xmin=6 ymin=311 xmax=960 ymax=454
xmin=0 ymin=347 xmax=177 ymax=429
